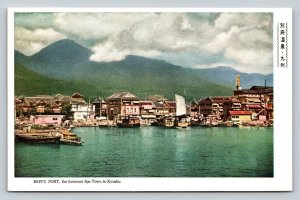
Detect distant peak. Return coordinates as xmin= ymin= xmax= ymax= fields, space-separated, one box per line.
xmin=31 ymin=39 xmax=93 ymax=58
xmin=49 ymin=39 xmax=87 ymax=48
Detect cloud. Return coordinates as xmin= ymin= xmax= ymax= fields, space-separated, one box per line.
xmin=15 ymin=26 xmax=66 ymax=55
xmin=90 ymin=40 xmax=161 ymax=62
xmin=224 ymin=47 xmax=273 ymax=74
xmin=53 ymin=13 xmax=149 ymax=40
xmin=14 ymin=12 xmax=273 ymax=74
xmin=15 ymin=13 xmax=54 ymax=29
xmin=202 ymin=26 xmax=240 ymax=54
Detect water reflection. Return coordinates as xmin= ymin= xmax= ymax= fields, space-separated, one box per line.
xmin=15 ymin=126 xmax=273 ymax=177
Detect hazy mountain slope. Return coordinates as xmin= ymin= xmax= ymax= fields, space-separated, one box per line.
xmin=15 ymin=39 xmax=272 ymax=100
xmin=15 ymin=62 xmax=97 ymax=97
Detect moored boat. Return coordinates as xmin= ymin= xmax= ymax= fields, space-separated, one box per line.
xmin=15 ymin=132 xmax=61 ymax=144
xmin=175 ymin=94 xmax=190 ymax=128
xmin=162 ymin=116 xmax=175 ymax=128
xmin=117 ymin=116 xmax=140 ymax=128
xmin=59 ymin=128 xmax=83 ymax=145
xmin=59 ymin=138 xmax=83 ymax=145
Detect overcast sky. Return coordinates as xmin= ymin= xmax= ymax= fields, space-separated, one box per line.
xmin=14 ymin=12 xmax=273 ymax=74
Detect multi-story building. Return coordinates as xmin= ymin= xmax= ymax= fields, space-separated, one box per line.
xmin=70 ymin=95 xmax=95 ymax=121
xmin=234 ymin=86 xmax=273 ymax=120
xmin=139 ymin=100 xmax=156 ymax=125
xmin=153 ymin=101 xmax=176 ymax=116
xmin=198 ymin=96 xmax=241 ymax=120
xmin=92 ymin=97 xmax=107 ymax=118
xmin=106 ymin=92 xmax=140 ymax=122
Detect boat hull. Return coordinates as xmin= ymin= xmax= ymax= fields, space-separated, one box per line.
xmin=15 ymin=134 xmax=61 ymax=144
xmin=59 ymin=138 xmax=83 ymax=145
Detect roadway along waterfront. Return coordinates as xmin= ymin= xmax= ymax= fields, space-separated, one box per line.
xmin=15 ymin=126 xmax=273 ymax=177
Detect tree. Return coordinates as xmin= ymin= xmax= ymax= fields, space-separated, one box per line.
xmin=62 ymin=103 xmax=72 ymax=119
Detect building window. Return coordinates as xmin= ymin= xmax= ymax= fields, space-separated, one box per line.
xmin=53 ymin=118 xmax=58 ymax=120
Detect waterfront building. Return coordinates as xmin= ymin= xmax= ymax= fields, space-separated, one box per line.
xmin=30 ymin=114 xmax=65 ymax=126
xmin=198 ymin=96 xmax=241 ymax=120
xmin=71 ymin=101 xmax=95 ymax=121
xmin=266 ymin=93 xmax=274 ymax=120
xmin=106 ymin=92 xmax=140 ymax=122
xmin=190 ymin=100 xmax=199 ymax=119
xmin=234 ymin=86 xmax=273 ymax=120
xmin=153 ymin=101 xmax=176 ymax=116
xmin=228 ymin=110 xmax=252 ymax=124
xmin=164 ymin=101 xmax=176 ymax=116
xmin=139 ymin=101 xmax=157 ymax=125
xmin=92 ymin=97 xmax=107 ymax=118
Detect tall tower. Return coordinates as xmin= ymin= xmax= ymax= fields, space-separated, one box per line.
xmin=236 ymin=75 xmax=240 ymax=90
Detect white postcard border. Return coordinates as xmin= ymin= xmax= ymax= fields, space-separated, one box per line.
xmin=7 ymin=7 xmax=293 ymax=191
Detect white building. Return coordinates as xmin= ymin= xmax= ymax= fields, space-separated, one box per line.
xmin=71 ymin=102 xmax=95 ymax=121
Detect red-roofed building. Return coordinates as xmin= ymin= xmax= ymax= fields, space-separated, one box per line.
xmin=234 ymin=85 xmax=273 ymax=120
xmin=228 ymin=110 xmax=252 ymax=124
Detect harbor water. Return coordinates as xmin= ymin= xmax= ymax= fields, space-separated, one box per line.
xmin=15 ymin=126 xmax=273 ymax=177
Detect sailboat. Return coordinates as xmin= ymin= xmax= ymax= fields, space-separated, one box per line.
xmin=175 ymin=94 xmax=190 ymax=128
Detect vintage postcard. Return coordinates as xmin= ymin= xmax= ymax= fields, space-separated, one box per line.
xmin=7 ymin=8 xmax=292 ymax=191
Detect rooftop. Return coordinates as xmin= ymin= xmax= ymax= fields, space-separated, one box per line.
xmin=71 ymin=92 xmax=84 ymax=99
xmin=234 ymin=86 xmax=273 ymax=94
xmin=107 ymin=92 xmax=139 ymax=100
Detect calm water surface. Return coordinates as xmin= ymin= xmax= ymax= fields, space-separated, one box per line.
xmin=15 ymin=126 xmax=273 ymax=177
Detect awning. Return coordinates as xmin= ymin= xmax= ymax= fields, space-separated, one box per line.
xmin=141 ymin=115 xmax=157 ymax=119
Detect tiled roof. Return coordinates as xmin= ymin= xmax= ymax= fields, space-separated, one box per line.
xmin=199 ymin=97 xmax=237 ymax=103
xmin=71 ymin=92 xmax=83 ymax=98
xmin=234 ymin=86 xmax=273 ymax=94
xmin=139 ymin=101 xmax=154 ymax=105
xmin=165 ymin=101 xmax=176 ymax=108
xmin=107 ymin=92 xmax=139 ymax=99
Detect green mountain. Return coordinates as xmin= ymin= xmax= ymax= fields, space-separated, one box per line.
xmin=15 ymin=62 xmax=97 ymax=97
xmin=15 ymin=39 xmax=271 ymax=100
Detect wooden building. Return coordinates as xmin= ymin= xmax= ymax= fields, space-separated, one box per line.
xmin=234 ymin=86 xmax=273 ymax=120
xmin=106 ymin=92 xmax=140 ymax=122
xmin=228 ymin=110 xmax=252 ymax=124
xmin=198 ymin=96 xmax=241 ymax=119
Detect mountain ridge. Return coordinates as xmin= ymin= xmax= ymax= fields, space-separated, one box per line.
xmin=14 ymin=39 xmax=273 ymax=99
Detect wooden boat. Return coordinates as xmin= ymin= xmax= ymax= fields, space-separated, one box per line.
xmin=175 ymin=94 xmax=190 ymax=128
xmin=59 ymin=138 xmax=83 ymax=145
xmin=162 ymin=116 xmax=175 ymax=128
xmin=59 ymin=129 xmax=83 ymax=145
xmin=117 ymin=116 xmax=140 ymax=128
xmin=15 ymin=132 xmax=62 ymax=144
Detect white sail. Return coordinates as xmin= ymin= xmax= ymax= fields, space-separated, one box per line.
xmin=175 ymin=94 xmax=186 ymax=116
